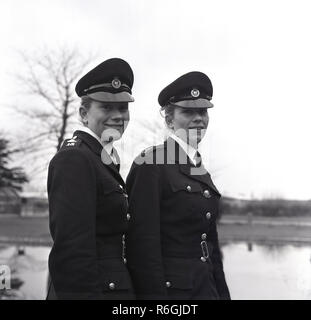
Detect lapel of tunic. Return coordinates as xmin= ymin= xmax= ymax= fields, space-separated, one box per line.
xmin=165 ymin=136 xmax=221 ymax=196
xmin=112 ymin=147 xmax=121 ymax=172
xmin=74 ymin=130 xmax=124 ymax=186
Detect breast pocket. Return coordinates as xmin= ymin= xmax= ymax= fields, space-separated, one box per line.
xmin=170 ymin=180 xmax=202 ymax=194
xmin=101 ymin=183 xmax=127 ymax=196
xmin=98 ymin=181 xmax=128 ymax=208
xmin=97 ymin=182 xmax=129 ymax=226
xmin=168 ymin=180 xmax=204 ymax=221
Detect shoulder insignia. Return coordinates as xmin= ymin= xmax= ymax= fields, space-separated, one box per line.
xmin=66 ymin=136 xmax=78 ymax=143
xmin=61 ymin=136 xmax=82 ymax=149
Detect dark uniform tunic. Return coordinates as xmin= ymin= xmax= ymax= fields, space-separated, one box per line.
xmin=126 ymin=137 xmax=230 ymax=300
xmin=46 ymin=130 xmax=134 ymax=300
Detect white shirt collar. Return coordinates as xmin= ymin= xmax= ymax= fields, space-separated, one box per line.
xmin=77 ymin=126 xmax=114 ymax=156
xmin=169 ymin=133 xmax=198 ymax=165
xmin=104 ymin=142 xmax=114 ymax=158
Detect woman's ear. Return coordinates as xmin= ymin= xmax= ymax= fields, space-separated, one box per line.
xmin=79 ymin=106 xmax=88 ymax=125
xmin=165 ymin=115 xmax=174 ymax=129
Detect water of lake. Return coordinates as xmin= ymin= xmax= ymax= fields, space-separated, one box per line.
xmin=1 ymin=242 xmax=311 ymax=299
xmin=222 ymin=242 xmax=311 ymax=299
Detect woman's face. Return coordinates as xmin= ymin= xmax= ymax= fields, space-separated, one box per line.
xmin=80 ymin=100 xmax=129 ymax=143
xmin=169 ymin=107 xmax=209 ymax=146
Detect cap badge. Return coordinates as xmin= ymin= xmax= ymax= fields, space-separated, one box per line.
xmin=191 ymin=88 xmax=200 ymax=98
xmin=112 ymin=78 xmax=121 ymax=89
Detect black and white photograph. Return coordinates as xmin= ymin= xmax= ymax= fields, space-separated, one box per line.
xmin=1 ymin=0 xmax=311 ymax=304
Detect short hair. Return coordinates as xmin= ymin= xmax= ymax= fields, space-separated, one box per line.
xmin=161 ymin=104 xmax=176 ymax=127
xmin=79 ymin=96 xmax=93 ymax=124
xmin=80 ymin=95 xmax=93 ymax=110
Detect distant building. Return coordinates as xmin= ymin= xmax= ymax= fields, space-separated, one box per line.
xmin=20 ymin=192 xmax=48 ymax=217
xmin=0 ymin=188 xmax=48 ymax=217
xmin=0 ymin=187 xmax=21 ymax=215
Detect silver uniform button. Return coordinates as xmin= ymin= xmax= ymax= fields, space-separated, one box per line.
xmin=203 ymin=190 xmax=211 ymax=198
xmin=122 ymin=234 xmax=126 ymax=241
xmin=206 ymin=212 xmax=211 ymax=219
xmin=201 ymin=233 xmax=207 ymax=240
xmin=186 ymin=185 xmax=192 ymax=192
xmin=123 ymin=258 xmax=127 ymax=264
xmin=126 ymin=213 xmax=131 ymax=221
xmin=201 ymin=257 xmax=207 ymax=262
xmin=119 ymin=184 xmax=123 ymax=190
xmin=166 ymin=281 xmax=172 ymax=288
xmin=109 ymin=282 xmax=115 ymax=290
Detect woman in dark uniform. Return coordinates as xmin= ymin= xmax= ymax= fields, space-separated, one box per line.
xmin=126 ymin=71 xmax=230 ymax=300
xmin=47 ymin=58 xmax=135 ymax=300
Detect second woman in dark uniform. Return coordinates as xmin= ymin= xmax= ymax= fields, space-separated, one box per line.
xmin=125 ymin=71 xmax=230 ymax=300
xmin=47 ymin=58 xmax=135 ymax=299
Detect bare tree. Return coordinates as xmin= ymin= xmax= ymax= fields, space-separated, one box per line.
xmin=14 ymin=47 xmax=93 ymax=152
xmin=8 ymin=47 xmax=95 ymax=181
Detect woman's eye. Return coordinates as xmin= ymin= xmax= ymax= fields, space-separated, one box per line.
xmin=183 ymin=110 xmax=194 ymax=115
xmin=119 ymin=107 xmax=128 ymax=112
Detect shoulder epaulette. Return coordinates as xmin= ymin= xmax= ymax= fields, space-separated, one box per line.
xmin=60 ymin=136 xmax=82 ymax=149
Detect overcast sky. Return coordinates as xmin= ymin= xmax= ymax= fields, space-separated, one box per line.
xmin=0 ymin=0 xmax=310 ymax=200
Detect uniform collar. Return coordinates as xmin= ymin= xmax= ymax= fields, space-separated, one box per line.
xmin=164 ymin=136 xmax=221 ymax=196
xmin=73 ymin=129 xmax=122 ymax=176
xmin=73 ymin=129 xmax=102 ymax=155
xmin=169 ymin=133 xmax=198 ymax=165
xmin=77 ymin=126 xmax=114 ymax=156
xmin=78 ymin=126 xmax=103 ymax=146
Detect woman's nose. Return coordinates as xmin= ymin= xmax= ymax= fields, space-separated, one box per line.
xmin=193 ymin=111 xmax=208 ymax=123
xmin=192 ymin=112 xmax=204 ymax=122
xmin=110 ymin=109 xmax=123 ymax=119
xmin=111 ymin=110 xmax=129 ymax=123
